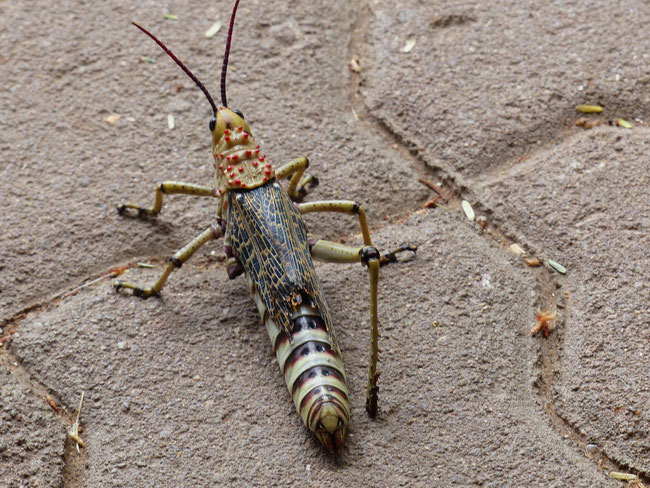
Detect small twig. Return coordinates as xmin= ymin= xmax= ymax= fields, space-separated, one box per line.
xmin=61 ymin=264 xmax=137 ymax=299
xmin=0 ymin=331 xmax=15 ymax=343
xmin=46 ymin=394 xmax=64 ymax=414
xmin=67 ymin=391 xmax=86 ymax=452
xmin=423 ymin=195 xmax=441 ymax=208
xmin=417 ymin=178 xmax=446 ymax=199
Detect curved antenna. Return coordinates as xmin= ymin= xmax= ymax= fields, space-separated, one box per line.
xmin=220 ymin=0 xmax=241 ymax=107
xmin=132 ymin=21 xmax=218 ymax=116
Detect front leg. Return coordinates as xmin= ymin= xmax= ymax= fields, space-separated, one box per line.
xmin=117 ymin=181 xmax=216 ymax=218
xmin=274 ymin=157 xmax=319 ymax=201
xmin=114 ymin=224 xmax=223 ymax=298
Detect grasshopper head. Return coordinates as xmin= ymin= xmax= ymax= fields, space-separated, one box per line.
xmin=210 ymin=106 xmax=251 ymax=151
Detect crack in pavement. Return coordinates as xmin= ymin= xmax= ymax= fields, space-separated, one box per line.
xmin=346 ymin=1 xmax=647 ymax=484
xmin=2 ymin=1 xmax=646 ymax=484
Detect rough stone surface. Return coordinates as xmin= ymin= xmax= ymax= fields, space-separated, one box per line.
xmin=1 ymin=0 xmax=647 ymax=486
xmin=0 ymin=360 xmax=66 ymax=488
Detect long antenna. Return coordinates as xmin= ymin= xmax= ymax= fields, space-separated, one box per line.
xmin=220 ymin=0 xmax=241 ymax=108
xmin=132 ymin=21 xmax=218 ymax=116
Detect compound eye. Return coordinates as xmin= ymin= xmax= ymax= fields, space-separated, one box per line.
xmin=232 ymin=108 xmax=245 ymax=120
xmin=209 ymin=117 xmax=216 ymax=132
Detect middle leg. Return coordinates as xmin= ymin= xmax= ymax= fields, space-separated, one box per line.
xmin=114 ymin=224 xmax=223 ymax=298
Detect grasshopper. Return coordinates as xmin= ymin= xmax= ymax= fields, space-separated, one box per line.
xmin=115 ymin=0 xmax=414 ymax=452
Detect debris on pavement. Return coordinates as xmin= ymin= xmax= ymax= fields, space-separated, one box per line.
xmin=67 ymin=391 xmax=86 ymax=453
xmin=548 ymin=259 xmax=567 ymax=274
xmin=577 ymin=104 xmax=603 ymax=113
xmin=531 ymin=310 xmax=556 ymax=337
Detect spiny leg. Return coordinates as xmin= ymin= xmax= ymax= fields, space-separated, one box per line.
xmin=309 ymin=239 xmax=381 ymax=417
xmin=274 ymin=157 xmax=318 ymax=201
xmin=117 ymin=182 xmax=215 ymax=218
xmin=114 ymin=224 xmax=223 ymax=298
xmin=299 ymin=200 xmax=373 ymax=245
xmin=303 ymin=201 xmax=378 ymax=415
xmin=299 ymin=200 xmax=417 ymax=264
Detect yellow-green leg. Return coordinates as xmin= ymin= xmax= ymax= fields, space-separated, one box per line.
xmin=300 ymin=200 xmax=416 ymax=265
xmin=114 ymin=224 xmax=223 ymax=298
xmin=299 ymin=200 xmax=372 ymax=244
xmin=300 ymin=200 xmax=416 ymax=416
xmin=309 ymin=239 xmax=381 ymax=417
xmin=299 ymin=200 xmax=378 ymax=415
xmin=274 ymin=157 xmax=318 ymax=201
xmin=117 ymin=182 xmax=215 ymax=217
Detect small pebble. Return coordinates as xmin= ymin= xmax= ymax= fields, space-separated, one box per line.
xmin=585 ymin=443 xmax=599 ymax=454
xmin=117 ymin=341 xmax=127 ymax=350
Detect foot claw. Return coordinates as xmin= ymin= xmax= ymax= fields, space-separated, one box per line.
xmin=294 ymin=174 xmax=319 ymax=201
xmin=113 ymin=280 xmax=158 ymax=299
xmin=379 ymin=243 xmax=417 ymax=267
xmin=115 ymin=204 xmax=158 ymax=219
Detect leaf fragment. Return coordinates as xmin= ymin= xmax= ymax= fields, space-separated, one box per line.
xmin=349 ymin=57 xmax=362 ymax=73
xmin=164 ymin=14 xmax=178 ymax=20
xmin=576 ymin=104 xmax=603 ymax=113
xmin=204 ymin=20 xmax=222 ymax=38
xmin=104 ymin=113 xmax=121 ymax=126
xmin=402 ymin=38 xmax=416 ymax=53
xmin=609 ymin=472 xmax=638 ymax=481
xmin=508 ymin=243 xmax=526 ymax=257
xmin=140 ymin=56 xmax=156 ymax=64
xmin=524 ymin=257 xmax=541 ymax=267
xmin=461 ymin=200 xmax=475 ymax=221
xmin=548 ymin=259 xmax=566 ymax=274
xmin=615 ymin=118 xmax=633 ymax=129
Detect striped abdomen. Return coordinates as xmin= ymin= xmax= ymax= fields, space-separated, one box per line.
xmin=253 ymin=288 xmax=350 ymax=452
